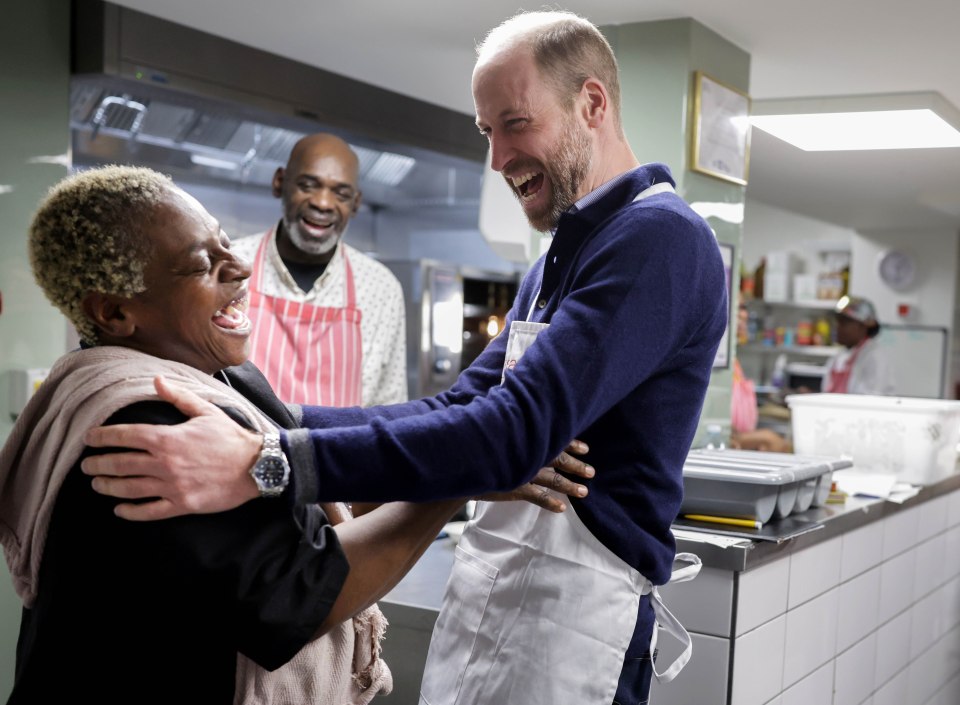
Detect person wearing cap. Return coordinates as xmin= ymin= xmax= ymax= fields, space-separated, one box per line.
xmin=823 ymin=295 xmax=896 ymax=395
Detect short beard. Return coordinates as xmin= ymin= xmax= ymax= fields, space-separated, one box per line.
xmin=283 ymin=217 xmax=344 ymax=257
xmin=528 ymin=115 xmax=592 ymax=232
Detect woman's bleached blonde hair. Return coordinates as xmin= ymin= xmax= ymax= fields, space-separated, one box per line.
xmin=29 ymin=165 xmax=173 ymax=345
xmin=476 ymin=10 xmax=624 ymax=136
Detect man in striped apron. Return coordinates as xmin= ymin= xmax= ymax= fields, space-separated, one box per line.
xmin=232 ymin=134 xmax=408 ymax=407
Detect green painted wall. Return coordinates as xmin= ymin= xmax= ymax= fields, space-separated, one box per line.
xmin=0 ymin=0 xmax=71 ymax=697
xmin=604 ymin=18 xmax=750 ymax=446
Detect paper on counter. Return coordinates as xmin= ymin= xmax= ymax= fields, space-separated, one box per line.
xmin=671 ymin=528 xmax=753 ymax=549
xmin=833 ymin=469 xmax=896 ymax=498
xmin=885 ymin=483 xmax=922 ymax=504
xmin=833 ymin=469 xmax=920 ymax=503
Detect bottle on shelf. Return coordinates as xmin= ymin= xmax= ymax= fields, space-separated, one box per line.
xmin=813 ymin=317 xmax=832 ymax=346
xmin=771 ymin=353 xmax=788 ymax=389
xmin=739 ymin=262 xmax=755 ymax=301
xmin=753 ymin=257 xmax=766 ymax=300
xmin=747 ymin=308 xmax=760 ymax=342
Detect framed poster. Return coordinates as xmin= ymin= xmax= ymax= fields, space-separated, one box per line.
xmin=690 ymin=71 xmax=752 ymax=185
xmin=713 ymin=242 xmax=734 ymax=369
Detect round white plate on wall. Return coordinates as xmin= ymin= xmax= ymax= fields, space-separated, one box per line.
xmin=877 ymin=249 xmax=916 ymax=291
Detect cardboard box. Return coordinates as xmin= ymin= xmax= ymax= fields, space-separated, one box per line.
xmin=793 ymin=274 xmax=818 ymax=302
xmin=763 ymin=271 xmax=791 ymax=302
xmin=766 ymin=250 xmax=802 ymax=274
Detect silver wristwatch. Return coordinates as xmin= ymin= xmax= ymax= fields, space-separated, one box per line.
xmin=249 ymin=432 xmax=290 ymax=498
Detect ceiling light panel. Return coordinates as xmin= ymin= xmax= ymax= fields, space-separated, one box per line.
xmin=751 ymin=109 xmax=960 ymax=151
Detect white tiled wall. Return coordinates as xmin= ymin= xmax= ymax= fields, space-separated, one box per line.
xmin=778 ymin=661 xmax=833 ymax=705
xmin=787 ymin=536 xmax=842 ymax=609
xmin=736 ymin=558 xmax=789 ymax=636
xmin=837 ymin=567 xmax=880 ymax=653
xmin=881 ymin=506 xmax=919 ymax=560
xmin=833 ymin=633 xmax=876 ymax=705
xmin=878 ymin=550 xmax=916 ymax=624
xmin=840 ymin=522 xmax=883 ymax=582
xmin=655 ymin=487 xmax=960 ymax=705
xmin=873 ymin=610 xmax=910 ymax=689
xmin=783 ymin=587 xmax=840 ymax=687
xmin=730 ymin=615 xmax=785 ymax=705
xmin=872 ymin=668 xmax=908 ymax=705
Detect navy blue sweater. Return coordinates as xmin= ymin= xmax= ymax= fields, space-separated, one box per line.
xmin=285 ymin=163 xmax=726 ymax=587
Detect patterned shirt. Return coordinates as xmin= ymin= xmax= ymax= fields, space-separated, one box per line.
xmin=232 ymin=227 xmax=408 ymax=406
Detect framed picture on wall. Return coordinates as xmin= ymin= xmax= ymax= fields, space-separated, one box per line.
xmin=713 ymin=242 xmax=734 ymax=369
xmin=690 ymin=71 xmax=752 ymax=186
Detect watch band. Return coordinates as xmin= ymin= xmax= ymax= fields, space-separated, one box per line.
xmin=251 ymin=431 xmax=290 ymax=498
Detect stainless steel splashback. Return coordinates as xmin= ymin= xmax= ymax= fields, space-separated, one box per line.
xmin=70 ymin=0 xmax=485 ymax=211
xmin=382 ymin=261 xmax=519 ymax=399
xmin=72 ymin=0 xmax=484 ymax=162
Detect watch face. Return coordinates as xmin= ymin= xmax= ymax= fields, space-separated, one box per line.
xmin=256 ymin=457 xmax=288 ymax=489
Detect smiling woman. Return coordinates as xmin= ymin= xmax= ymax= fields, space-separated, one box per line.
xmin=0 ymin=165 xmax=465 ymax=704
xmin=90 ymin=186 xmax=255 ymax=374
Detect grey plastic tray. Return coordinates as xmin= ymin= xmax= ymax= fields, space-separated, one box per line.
xmin=681 ymin=465 xmax=793 ymax=524
xmin=682 ymin=450 xmax=853 ymax=523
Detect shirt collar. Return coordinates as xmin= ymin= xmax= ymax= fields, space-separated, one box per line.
xmin=570 ymin=168 xmax=639 ymax=214
xmin=550 ymin=167 xmax=644 ymax=235
xmin=268 ymin=222 xmax=344 ymax=295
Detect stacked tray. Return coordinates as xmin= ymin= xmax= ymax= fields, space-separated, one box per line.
xmin=681 ymin=449 xmax=852 ymax=525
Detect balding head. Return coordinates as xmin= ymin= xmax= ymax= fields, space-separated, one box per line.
xmin=285 ymin=133 xmax=360 ymax=182
xmin=475 ymin=11 xmax=623 ymax=136
xmin=272 ymin=132 xmax=363 ymax=262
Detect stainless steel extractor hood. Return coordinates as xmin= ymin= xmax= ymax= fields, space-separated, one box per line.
xmin=69 ymin=0 xmax=485 ymax=211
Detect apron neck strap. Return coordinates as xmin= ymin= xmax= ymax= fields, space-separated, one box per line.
xmin=525 ymin=181 xmax=675 ymax=322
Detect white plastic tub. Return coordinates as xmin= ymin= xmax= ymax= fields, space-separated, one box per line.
xmin=786 ymin=393 xmax=960 ymax=486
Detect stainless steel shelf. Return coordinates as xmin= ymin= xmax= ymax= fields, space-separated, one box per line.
xmin=745 ymin=298 xmax=838 ymax=310
xmin=739 ymin=343 xmax=839 ymax=357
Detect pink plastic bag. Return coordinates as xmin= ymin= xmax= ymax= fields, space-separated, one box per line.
xmin=731 ymin=359 xmax=758 ymax=434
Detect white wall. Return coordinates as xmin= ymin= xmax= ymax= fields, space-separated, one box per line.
xmin=743 ymin=197 xmax=960 ymax=398
xmin=851 ymin=227 xmax=959 ymax=397
xmin=742 ymin=199 xmax=855 ymax=276
xmin=850 ymin=229 xmax=958 ymax=329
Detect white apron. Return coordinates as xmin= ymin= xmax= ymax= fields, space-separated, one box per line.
xmin=246 ymin=230 xmax=363 ymax=406
xmin=419 ymin=183 xmax=700 ymax=705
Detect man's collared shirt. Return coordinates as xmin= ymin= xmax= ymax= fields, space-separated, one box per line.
xmin=233 ymin=228 xmax=407 ymax=407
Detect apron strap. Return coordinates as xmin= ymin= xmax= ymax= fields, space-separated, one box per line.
xmin=250 ymin=228 xmax=273 ymax=290
xmin=524 ymin=181 xmax=675 ymax=322
xmin=341 ymin=248 xmax=357 ymax=309
xmin=632 ymin=182 xmax=675 ymax=202
xmin=647 ymin=552 xmax=701 ymax=684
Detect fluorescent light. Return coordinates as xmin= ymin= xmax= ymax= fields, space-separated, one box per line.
xmin=190 ymin=154 xmax=239 ymax=170
xmin=751 ymin=108 xmax=960 ymax=151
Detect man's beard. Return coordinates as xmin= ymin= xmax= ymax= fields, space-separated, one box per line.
xmin=283 ymin=217 xmax=345 ymax=257
xmin=523 ymin=116 xmax=592 ymax=232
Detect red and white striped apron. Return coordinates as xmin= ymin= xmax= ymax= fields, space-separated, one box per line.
xmin=246 ymin=230 xmax=363 ymax=407
xmin=824 ymin=339 xmax=866 ymax=394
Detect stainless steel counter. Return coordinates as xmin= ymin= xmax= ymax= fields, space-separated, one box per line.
xmin=678 ymin=471 xmax=960 ymax=572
